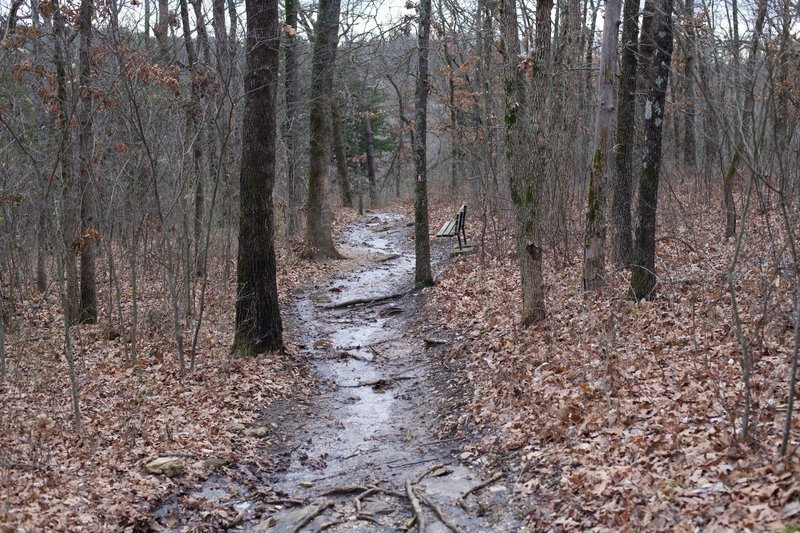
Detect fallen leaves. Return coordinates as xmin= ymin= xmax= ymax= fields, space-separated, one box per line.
xmin=429 ymin=196 xmax=800 ymax=530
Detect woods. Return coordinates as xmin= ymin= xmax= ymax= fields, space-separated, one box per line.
xmin=1 ymin=0 xmax=800 ymax=528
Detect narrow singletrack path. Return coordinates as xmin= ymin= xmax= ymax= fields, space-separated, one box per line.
xmin=253 ymin=213 xmax=521 ymax=532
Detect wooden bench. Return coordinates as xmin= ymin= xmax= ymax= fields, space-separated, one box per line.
xmin=436 ymin=203 xmax=468 ymax=250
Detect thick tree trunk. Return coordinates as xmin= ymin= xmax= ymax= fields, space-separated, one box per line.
xmin=630 ymin=0 xmax=673 ymax=300
xmin=78 ymin=0 xmax=97 ymax=324
xmin=283 ymin=0 xmax=304 ymax=233
xmin=305 ymin=0 xmax=341 ymax=258
xmin=413 ymin=0 xmax=433 ymax=287
xmin=582 ymin=0 xmax=620 ymax=291
xmin=331 ymin=102 xmax=354 ymax=208
xmin=232 ymin=0 xmax=283 ymax=355
xmin=500 ymin=0 xmax=547 ymax=323
xmin=611 ymin=0 xmax=639 ymax=267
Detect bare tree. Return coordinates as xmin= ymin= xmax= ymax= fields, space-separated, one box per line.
xmin=500 ymin=0 xmax=548 ymax=323
xmin=630 ymin=0 xmax=674 ymax=300
xmin=582 ymin=0 xmax=620 ymax=290
xmin=78 ymin=0 xmax=97 ymax=324
xmin=611 ymin=0 xmax=639 ymax=267
xmin=306 ymin=0 xmax=343 ymax=259
xmin=232 ymin=0 xmax=283 ymax=355
xmin=283 ymin=0 xmax=304 ymax=234
xmin=414 ymin=0 xmax=434 ymax=287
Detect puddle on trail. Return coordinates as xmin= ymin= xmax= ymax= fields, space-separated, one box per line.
xmin=157 ymin=213 xmax=523 ymax=532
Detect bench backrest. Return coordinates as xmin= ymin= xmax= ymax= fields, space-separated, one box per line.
xmin=456 ymin=204 xmax=466 ymax=232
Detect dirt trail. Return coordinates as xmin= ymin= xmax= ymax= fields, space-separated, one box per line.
xmin=156 ymin=213 xmax=523 ymax=531
xmin=247 ymin=213 xmax=522 ymax=532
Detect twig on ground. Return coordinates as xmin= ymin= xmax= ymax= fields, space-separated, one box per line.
xmin=354 ymin=487 xmax=380 ymax=514
xmin=405 ymin=480 xmax=425 ymax=532
xmin=387 ymin=457 xmax=439 ymax=469
xmin=318 ymin=485 xmax=369 ymax=497
xmin=417 ymin=490 xmax=464 ymax=533
xmin=313 ymin=520 xmax=343 ymax=532
xmin=324 ymin=290 xmax=409 ymax=310
xmin=291 ymin=500 xmax=333 ymax=533
xmin=263 ymin=497 xmax=306 ymax=506
xmin=457 ymin=472 xmax=504 ymax=510
xmin=414 ymin=463 xmax=445 ymax=484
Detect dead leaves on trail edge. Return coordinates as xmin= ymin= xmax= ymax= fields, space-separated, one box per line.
xmin=429 ymin=200 xmax=800 ymax=531
xmin=0 ymin=210 xmax=367 ymax=531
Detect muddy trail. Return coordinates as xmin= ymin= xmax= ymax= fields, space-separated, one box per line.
xmin=155 ymin=213 xmax=524 ymax=532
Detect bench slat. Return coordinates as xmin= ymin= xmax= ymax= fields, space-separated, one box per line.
xmin=436 ymin=220 xmax=457 ymax=237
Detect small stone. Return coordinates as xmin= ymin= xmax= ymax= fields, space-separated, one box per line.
xmin=299 ymin=481 xmax=315 ymax=488
xmin=145 ymin=456 xmax=185 ymax=477
xmin=203 ymin=457 xmax=229 ymax=470
xmin=362 ymin=499 xmax=394 ymax=516
xmin=460 ymin=451 xmax=473 ymax=460
xmin=226 ymin=422 xmax=245 ymax=432
xmin=244 ymin=426 xmax=269 ymax=438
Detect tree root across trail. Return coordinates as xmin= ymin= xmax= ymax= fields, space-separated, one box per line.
xmin=154 ymin=213 xmax=523 ymax=531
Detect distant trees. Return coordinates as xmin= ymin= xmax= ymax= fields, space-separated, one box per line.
xmin=232 ymin=0 xmax=283 ymax=355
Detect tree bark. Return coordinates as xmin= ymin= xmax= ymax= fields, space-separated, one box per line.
xmin=283 ymin=0 xmax=304 ymax=233
xmin=681 ymin=0 xmax=696 ymax=168
xmin=78 ymin=0 xmax=97 ymax=324
xmin=52 ymin=0 xmax=79 ymax=324
xmin=500 ymin=0 xmax=548 ymax=323
xmin=414 ymin=0 xmax=433 ymax=287
xmin=363 ymin=91 xmax=377 ymax=208
xmin=582 ymin=0 xmax=620 ymax=291
xmin=630 ymin=0 xmax=673 ymax=300
xmin=721 ymin=0 xmax=766 ymax=238
xmin=156 ymin=0 xmax=169 ymax=58
xmin=305 ymin=0 xmax=342 ymax=258
xmin=611 ymin=0 xmax=639 ymax=267
xmin=232 ymin=0 xmax=283 ymax=355
xmin=331 ymin=101 xmax=353 ymax=208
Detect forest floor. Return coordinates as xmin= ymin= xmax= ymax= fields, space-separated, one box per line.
xmin=3 ymin=193 xmax=800 ymax=532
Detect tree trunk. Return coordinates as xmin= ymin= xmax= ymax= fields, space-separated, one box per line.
xmin=156 ymin=0 xmax=169 ymax=58
xmin=414 ymin=0 xmax=433 ymax=287
xmin=721 ymin=0 xmax=766 ymax=239
xmin=52 ymin=0 xmax=78 ymax=324
xmin=611 ymin=0 xmax=639 ymax=267
xmin=582 ymin=0 xmax=620 ymax=291
xmin=305 ymin=0 xmax=342 ymax=258
xmin=232 ymin=0 xmax=283 ymax=355
xmin=331 ymin=102 xmax=353 ymax=208
xmin=283 ymin=0 xmax=304 ymax=233
xmin=363 ymin=97 xmax=377 ymax=208
xmin=500 ymin=0 xmax=548 ymax=323
xmin=179 ymin=0 xmax=206 ymax=277
xmin=630 ymin=0 xmax=673 ymax=300
xmin=0 ymin=274 xmax=5 ymax=383
xmin=78 ymin=0 xmax=97 ymax=324
xmin=682 ymin=0 xmax=696 ymax=168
